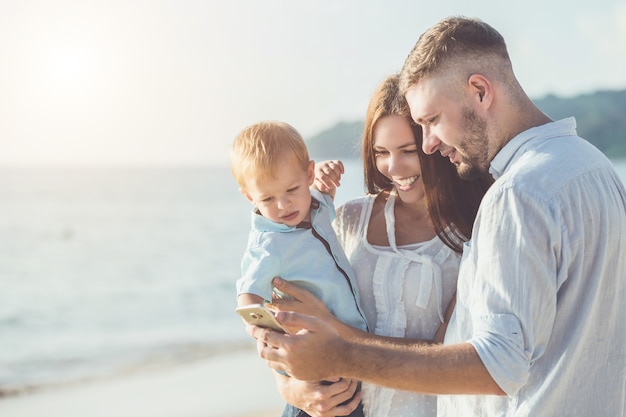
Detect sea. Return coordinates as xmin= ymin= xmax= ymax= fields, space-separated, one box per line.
xmin=1 ymin=159 xmax=625 ymax=394
xmin=0 ymin=160 xmax=367 ymax=394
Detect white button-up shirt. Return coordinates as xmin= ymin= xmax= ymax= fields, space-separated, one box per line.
xmin=440 ymin=118 xmax=626 ymax=417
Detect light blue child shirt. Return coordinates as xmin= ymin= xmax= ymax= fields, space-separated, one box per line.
xmin=236 ymin=189 xmax=368 ymax=331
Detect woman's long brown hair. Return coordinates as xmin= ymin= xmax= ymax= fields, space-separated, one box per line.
xmin=361 ymin=74 xmax=492 ymax=252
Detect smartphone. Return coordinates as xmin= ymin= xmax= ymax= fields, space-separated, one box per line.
xmin=236 ymin=304 xmax=286 ymax=333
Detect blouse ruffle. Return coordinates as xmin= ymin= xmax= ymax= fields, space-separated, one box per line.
xmin=334 ymin=191 xmax=460 ymax=417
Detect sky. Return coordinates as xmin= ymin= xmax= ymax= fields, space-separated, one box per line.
xmin=1 ymin=0 xmax=625 ymax=167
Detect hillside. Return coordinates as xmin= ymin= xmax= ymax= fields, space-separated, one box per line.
xmin=306 ymin=89 xmax=626 ymax=160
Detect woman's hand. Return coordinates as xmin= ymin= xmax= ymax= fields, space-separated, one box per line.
xmin=274 ymin=371 xmax=361 ymax=417
xmin=433 ymin=292 xmax=457 ymax=344
xmin=314 ymin=160 xmax=344 ymax=198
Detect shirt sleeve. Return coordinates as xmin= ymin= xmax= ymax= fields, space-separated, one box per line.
xmin=310 ymin=188 xmax=336 ymax=222
xmin=467 ymin=185 xmax=560 ymax=395
xmin=235 ymin=237 xmax=281 ymax=302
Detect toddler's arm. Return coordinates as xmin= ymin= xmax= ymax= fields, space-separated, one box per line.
xmin=237 ymin=293 xmax=264 ymax=307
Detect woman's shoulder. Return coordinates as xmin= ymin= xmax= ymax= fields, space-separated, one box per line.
xmin=337 ymin=193 xmax=379 ymax=217
xmin=333 ymin=194 xmax=371 ymax=228
xmin=340 ymin=193 xmax=374 ymax=208
xmin=340 ymin=190 xmax=391 ymax=208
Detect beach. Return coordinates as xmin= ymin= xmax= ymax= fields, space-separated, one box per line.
xmin=0 ymin=347 xmax=284 ymax=417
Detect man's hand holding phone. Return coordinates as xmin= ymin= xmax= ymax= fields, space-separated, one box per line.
xmin=236 ymin=303 xmax=287 ymax=333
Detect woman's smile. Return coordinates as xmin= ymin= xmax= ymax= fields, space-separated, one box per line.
xmin=393 ymin=175 xmax=420 ymax=191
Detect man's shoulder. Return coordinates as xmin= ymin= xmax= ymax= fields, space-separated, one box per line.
xmin=490 ymin=135 xmax=614 ymax=207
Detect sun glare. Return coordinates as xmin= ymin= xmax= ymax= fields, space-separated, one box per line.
xmin=53 ymin=48 xmax=84 ymax=81
xmin=48 ymin=44 xmax=88 ymax=85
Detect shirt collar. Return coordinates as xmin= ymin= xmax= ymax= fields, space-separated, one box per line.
xmin=489 ymin=117 xmax=577 ymax=180
xmin=252 ymin=195 xmax=320 ymax=232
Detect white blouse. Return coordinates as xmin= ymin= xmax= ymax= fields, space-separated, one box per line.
xmin=334 ymin=190 xmax=460 ymax=417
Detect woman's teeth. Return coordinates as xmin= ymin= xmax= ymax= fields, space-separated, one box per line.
xmin=395 ymin=176 xmax=418 ymax=187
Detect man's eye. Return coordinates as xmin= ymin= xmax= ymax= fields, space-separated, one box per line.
xmin=425 ymin=116 xmax=437 ymax=125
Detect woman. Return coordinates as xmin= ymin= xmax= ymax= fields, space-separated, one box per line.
xmin=272 ymin=74 xmax=491 ymax=417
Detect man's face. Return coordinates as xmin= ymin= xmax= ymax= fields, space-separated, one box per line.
xmin=405 ymin=77 xmax=491 ymax=179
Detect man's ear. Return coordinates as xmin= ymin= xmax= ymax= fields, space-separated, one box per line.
xmin=468 ymin=73 xmax=493 ymax=107
xmin=307 ymin=160 xmax=315 ymax=186
xmin=239 ymin=187 xmax=254 ymax=204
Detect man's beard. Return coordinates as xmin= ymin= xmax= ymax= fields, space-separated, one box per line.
xmin=455 ymin=107 xmax=490 ymax=180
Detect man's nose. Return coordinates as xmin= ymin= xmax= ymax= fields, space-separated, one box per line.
xmin=422 ymin=126 xmax=440 ymax=155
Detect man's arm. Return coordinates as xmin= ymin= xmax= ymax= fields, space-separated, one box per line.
xmin=269 ymin=277 xmax=441 ymax=345
xmin=252 ymin=312 xmax=505 ymax=396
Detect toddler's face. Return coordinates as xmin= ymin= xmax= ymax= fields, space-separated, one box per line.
xmin=242 ymin=159 xmax=314 ymax=227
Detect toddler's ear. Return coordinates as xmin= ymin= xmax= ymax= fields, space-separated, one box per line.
xmin=239 ymin=188 xmax=254 ymax=204
xmin=307 ymin=160 xmax=315 ymax=185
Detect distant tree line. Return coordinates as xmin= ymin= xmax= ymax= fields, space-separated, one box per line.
xmin=307 ymin=89 xmax=626 ymax=161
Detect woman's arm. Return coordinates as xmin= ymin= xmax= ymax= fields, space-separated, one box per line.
xmin=273 ymin=371 xmax=361 ymax=417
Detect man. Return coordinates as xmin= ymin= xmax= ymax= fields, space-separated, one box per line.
xmin=253 ymin=16 xmax=626 ymax=416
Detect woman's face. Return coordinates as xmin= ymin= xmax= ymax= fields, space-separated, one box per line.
xmin=373 ymin=114 xmax=425 ymax=204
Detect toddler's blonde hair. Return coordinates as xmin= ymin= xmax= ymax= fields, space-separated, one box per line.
xmin=230 ymin=121 xmax=311 ymax=190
